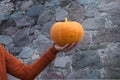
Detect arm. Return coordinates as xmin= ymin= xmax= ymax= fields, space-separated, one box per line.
xmin=4 ymin=45 xmax=58 ymax=80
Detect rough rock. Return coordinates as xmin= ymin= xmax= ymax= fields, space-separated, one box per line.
xmin=66 ymin=2 xmax=84 ymax=22
xmin=98 ymin=0 xmax=120 ymax=14
xmin=0 ymin=13 xmax=9 ymax=21
xmin=0 ymin=0 xmax=11 ymax=4
xmin=10 ymin=11 xmax=24 ymax=20
xmin=20 ymin=0 xmax=34 ymax=11
xmin=33 ymin=34 xmax=51 ymax=44
xmin=19 ymin=46 xmax=37 ymax=59
xmin=104 ymin=67 xmax=120 ymax=79
xmin=98 ymin=42 xmax=120 ymax=67
xmin=59 ymin=0 xmax=72 ymax=7
xmin=82 ymin=17 xmax=105 ymax=30
xmin=13 ymin=28 xmax=31 ymax=47
xmin=72 ymin=50 xmax=103 ymax=70
xmin=7 ymin=74 xmax=19 ymax=80
xmin=9 ymin=47 xmax=22 ymax=56
xmin=44 ymin=0 xmax=60 ymax=10
xmin=94 ymin=26 xmax=120 ymax=43
xmin=2 ymin=26 xmax=17 ymax=36
xmin=55 ymin=7 xmax=68 ymax=21
xmin=41 ymin=67 xmax=64 ymax=79
xmin=110 ymin=14 xmax=120 ymax=25
xmin=0 ymin=35 xmax=13 ymax=45
xmin=15 ymin=16 xmax=35 ymax=28
xmin=0 ymin=3 xmax=13 ymax=14
xmin=42 ymin=21 xmax=55 ymax=34
xmin=67 ymin=69 xmax=100 ymax=79
xmin=54 ymin=56 xmax=72 ymax=68
xmin=78 ymin=31 xmax=92 ymax=49
xmin=85 ymin=5 xmax=97 ymax=17
xmin=37 ymin=10 xmax=52 ymax=26
xmin=78 ymin=0 xmax=101 ymax=6
xmin=26 ymin=5 xmax=43 ymax=17
xmin=30 ymin=43 xmax=51 ymax=56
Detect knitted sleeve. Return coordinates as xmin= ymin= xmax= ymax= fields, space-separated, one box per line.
xmin=4 ymin=45 xmax=58 ymax=80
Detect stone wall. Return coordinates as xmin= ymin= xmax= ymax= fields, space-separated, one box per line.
xmin=0 ymin=0 xmax=120 ymax=79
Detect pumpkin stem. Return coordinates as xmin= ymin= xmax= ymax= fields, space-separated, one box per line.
xmin=65 ymin=18 xmax=68 ymax=22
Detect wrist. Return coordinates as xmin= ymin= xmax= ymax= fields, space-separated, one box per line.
xmin=52 ymin=45 xmax=60 ymax=53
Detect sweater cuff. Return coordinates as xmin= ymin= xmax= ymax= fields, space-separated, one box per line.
xmin=45 ymin=46 xmax=59 ymax=60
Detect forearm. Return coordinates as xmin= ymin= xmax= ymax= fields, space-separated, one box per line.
xmin=24 ymin=46 xmax=58 ymax=79
xmin=6 ymin=45 xmax=58 ymax=80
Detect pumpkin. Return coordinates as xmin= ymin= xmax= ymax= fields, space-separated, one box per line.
xmin=50 ymin=18 xmax=84 ymax=47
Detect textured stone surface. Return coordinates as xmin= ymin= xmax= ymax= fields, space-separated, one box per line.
xmin=0 ymin=0 xmax=11 ymax=3
xmin=42 ymin=21 xmax=55 ymax=34
xmin=67 ymin=69 xmax=100 ymax=79
xmin=85 ymin=5 xmax=97 ymax=17
xmin=20 ymin=0 xmax=34 ymax=11
xmin=98 ymin=0 xmax=120 ymax=14
xmin=9 ymin=47 xmax=22 ymax=56
xmin=78 ymin=0 xmax=101 ymax=6
xmin=0 ymin=35 xmax=13 ymax=45
xmin=78 ymin=31 xmax=92 ymax=49
xmin=37 ymin=10 xmax=52 ymax=26
xmin=7 ymin=74 xmax=19 ymax=80
xmin=10 ymin=11 xmax=24 ymax=20
xmin=19 ymin=46 xmax=37 ymax=59
xmin=41 ymin=67 xmax=64 ymax=79
xmin=59 ymin=0 xmax=72 ymax=7
xmin=44 ymin=0 xmax=60 ymax=10
xmin=26 ymin=5 xmax=43 ymax=17
xmin=55 ymin=7 xmax=68 ymax=21
xmin=94 ymin=26 xmax=120 ymax=43
xmin=2 ymin=26 xmax=17 ymax=36
xmin=82 ymin=17 xmax=105 ymax=30
xmin=72 ymin=50 xmax=103 ymax=70
xmin=110 ymin=14 xmax=120 ymax=25
xmin=15 ymin=16 xmax=35 ymax=28
xmin=104 ymin=68 xmax=120 ymax=79
xmin=0 ymin=3 xmax=13 ymax=14
xmin=98 ymin=42 xmax=120 ymax=67
xmin=33 ymin=34 xmax=51 ymax=44
xmin=0 ymin=0 xmax=120 ymax=79
xmin=13 ymin=28 xmax=31 ymax=47
xmin=30 ymin=43 xmax=51 ymax=56
xmin=0 ymin=13 xmax=9 ymax=21
xmin=66 ymin=2 xmax=84 ymax=22
xmin=0 ymin=19 xmax=16 ymax=28
xmin=54 ymin=56 xmax=72 ymax=68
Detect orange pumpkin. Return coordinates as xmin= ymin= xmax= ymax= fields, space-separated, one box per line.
xmin=50 ymin=18 xmax=84 ymax=47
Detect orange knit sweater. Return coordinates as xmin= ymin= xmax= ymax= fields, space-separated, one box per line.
xmin=0 ymin=44 xmax=58 ymax=80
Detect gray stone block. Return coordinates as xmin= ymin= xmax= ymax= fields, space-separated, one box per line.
xmin=72 ymin=50 xmax=103 ymax=70
xmin=104 ymin=67 xmax=120 ymax=79
xmin=94 ymin=27 xmax=120 ymax=43
xmin=82 ymin=17 xmax=105 ymax=30
xmin=78 ymin=31 xmax=92 ymax=49
xmin=67 ymin=69 xmax=100 ymax=79
xmin=55 ymin=7 xmax=68 ymax=21
xmin=0 ymin=35 xmax=13 ymax=45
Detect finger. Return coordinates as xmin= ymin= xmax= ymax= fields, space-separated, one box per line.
xmin=63 ymin=43 xmax=71 ymax=49
xmin=60 ymin=44 xmax=71 ymax=52
xmin=54 ymin=43 xmax=71 ymax=51
xmin=63 ymin=42 xmax=78 ymax=52
xmin=66 ymin=42 xmax=78 ymax=51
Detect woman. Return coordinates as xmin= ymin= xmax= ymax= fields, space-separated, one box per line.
xmin=0 ymin=43 xmax=77 ymax=80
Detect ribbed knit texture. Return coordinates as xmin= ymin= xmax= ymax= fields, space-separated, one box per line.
xmin=0 ymin=44 xmax=58 ymax=80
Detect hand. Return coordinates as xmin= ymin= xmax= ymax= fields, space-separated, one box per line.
xmin=54 ymin=42 xmax=78 ymax=52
